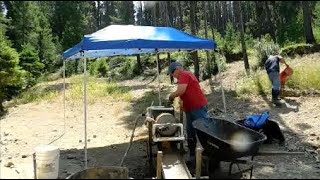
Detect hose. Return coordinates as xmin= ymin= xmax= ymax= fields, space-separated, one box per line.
xmin=119 ymin=113 xmax=145 ymax=167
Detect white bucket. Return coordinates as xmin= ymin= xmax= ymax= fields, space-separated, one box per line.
xmin=34 ymin=144 xmax=60 ymax=179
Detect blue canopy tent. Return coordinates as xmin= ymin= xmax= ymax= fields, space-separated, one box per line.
xmin=63 ymin=25 xmax=216 ymax=59
xmin=61 ymin=25 xmax=217 ymax=169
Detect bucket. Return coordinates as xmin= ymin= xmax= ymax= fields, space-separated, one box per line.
xmin=34 ymin=144 xmax=60 ymax=179
xmin=66 ymin=166 xmax=129 ymax=179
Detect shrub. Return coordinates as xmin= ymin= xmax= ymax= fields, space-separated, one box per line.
xmin=281 ymin=44 xmax=320 ymax=58
xmin=253 ymin=34 xmax=280 ymax=67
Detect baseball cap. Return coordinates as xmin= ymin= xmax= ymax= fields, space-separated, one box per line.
xmin=168 ymin=61 xmax=182 ymax=75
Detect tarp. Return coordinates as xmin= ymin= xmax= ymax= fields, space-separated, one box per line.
xmin=63 ymin=25 xmax=217 ymax=60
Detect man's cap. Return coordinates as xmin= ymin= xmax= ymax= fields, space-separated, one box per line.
xmin=168 ymin=61 xmax=182 ymax=75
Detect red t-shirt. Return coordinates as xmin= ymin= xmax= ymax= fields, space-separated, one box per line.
xmin=177 ymin=71 xmax=207 ymax=112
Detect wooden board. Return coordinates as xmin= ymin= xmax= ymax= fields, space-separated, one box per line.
xmin=162 ymin=153 xmax=192 ymax=179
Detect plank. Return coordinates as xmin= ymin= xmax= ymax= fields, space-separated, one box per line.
xmin=162 ymin=153 xmax=192 ymax=179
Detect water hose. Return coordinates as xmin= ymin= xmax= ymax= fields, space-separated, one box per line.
xmin=119 ymin=113 xmax=145 ymax=167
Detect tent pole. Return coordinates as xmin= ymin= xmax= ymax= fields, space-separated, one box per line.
xmin=82 ymin=54 xmax=88 ymax=169
xmin=156 ymin=53 xmax=161 ymax=106
xmin=63 ymin=61 xmax=66 ymax=135
xmin=218 ymin=63 xmax=226 ymax=113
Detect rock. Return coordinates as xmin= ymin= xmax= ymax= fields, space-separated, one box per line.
xmin=4 ymin=162 xmax=14 ymax=168
xmin=21 ymin=155 xmax=28 ymax=158
xmin=14 ymin=139 xmax=18 ymax=142
xmin=317 ymin=137 xmax=320 ymax=141
xmin=70 ymin=126 xmax=73 ymax=129
xmin=87 ymin=139 xmax=91 ymax=142
xmin=7 ymin=156 xmax=12 ymax=160
xmin=310 ymin=133 xmax=317 ymax=136
xmin=79 ymin=140 xmax=82 ymax=143
xmin=93 ymin=135 xmax=97 ymax=138
xmin=3 ymin=132 xmax=9 ymax=136
xmin=100 ymin=115 xmax=103 ymax=118
xmin=52 ymin=130 xmax=58 ymax=132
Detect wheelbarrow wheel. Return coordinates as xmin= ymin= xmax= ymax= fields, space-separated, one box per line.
xmin=207 ymin=157 xmax=222 ymax=179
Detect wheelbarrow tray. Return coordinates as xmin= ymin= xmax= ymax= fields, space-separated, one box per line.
xmin=193 ymin=117 xmax=267 ymax=161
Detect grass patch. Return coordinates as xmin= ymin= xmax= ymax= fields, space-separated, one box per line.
xmin=315 ymin=26 xmax=320 ymax=43
xmin=12 ymin=83 xmax=60 ymax=105
xmin=281 ymin=43 xmax=320 ymax=58
xmin=235 ymin=70 xmax=271 ymax=96
xmin=286 ymin=61 xmax=320 ymax=91
xmin=9 ymin=75 xmax=133 ymax=106
xmin=66 ymin=75 xmax=132 ymax=104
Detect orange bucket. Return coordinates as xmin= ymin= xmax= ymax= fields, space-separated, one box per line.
xmin=280 ymin=65 xmax=293 ymax=85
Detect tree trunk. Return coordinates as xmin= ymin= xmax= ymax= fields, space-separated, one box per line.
xmin=167 ymin=53 xmax=174 ymax=84
xmin=254 ymin=1 xmax=263 ymax=37
xmin=202 ymin=1 xmax=211 ymax=74
xmin=190 ymin=1 xmax=200 ymax=80
xmin=157 ymin=53 xmax=161 ymax=73
xmin=302 ymin=1 xmax=316 ymax=44
xmin=97 ymin=1 xmax=101 ymax=29
xmin=235 ymin=1 xmax=250 ymax=75
xmin=0 ymin=99 xmax=3 ymax=113
xmin=208 ymin=2 xmax=215 ymax=40
xmin=222 ymin=1 xmax=228 ymax=32
xmin=138 ymin=1 xmax=144 ymax=25
xmin=153 ymin=3 xmax=159 ymax=26
xmin=166 ymin=1 xmax=173 ymax=27
xmin=136 ymin=54 xmax=142 ymax=74
xmin=215 ymin=1 xmax=223 ymax=34
xmin=178 ymin=1 xmax=183 ymax=29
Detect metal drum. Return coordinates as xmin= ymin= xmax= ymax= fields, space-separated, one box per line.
xmin=155 ymin=113 xmax=178 ymax=137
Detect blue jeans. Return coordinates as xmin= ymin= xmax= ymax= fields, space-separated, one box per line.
xmin=185 ymin=106 xmax=208 ymax=156
xmin=268 ymin=71 xmax=281 ymax=91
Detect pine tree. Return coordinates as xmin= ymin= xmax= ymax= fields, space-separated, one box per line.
xmin=0 ymin=14 xmax=24 ymax=112
xmin=19 ymin=43 xmax=44 ymax=87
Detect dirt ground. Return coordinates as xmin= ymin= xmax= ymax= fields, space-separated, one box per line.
xmin=1 ymin=54 xmax=320 ymax=179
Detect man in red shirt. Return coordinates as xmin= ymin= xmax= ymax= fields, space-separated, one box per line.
xmin=168 ymin=61 xmax=208 ymax=161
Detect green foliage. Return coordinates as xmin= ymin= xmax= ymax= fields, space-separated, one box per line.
xmin=244 ymin=29 xmax=255 ymax=49
xmin=19 ymin=43 xmax=45 ymax=87
xmin=6 ymin=1 xmax=41 ymax=52
xmin=314 ymin=2 xmax=320 ymax=43
xmin=51 ymin=1 xmax=93 ymax=50
xmin=88 ymin=58 xmax=109 ymax=77
xmin=253 ymin=34 xmax=280 ymax=68
xmin=0 ymin=38 xmax=24 ymax=111
xmin=5 ymin=1 xmax=60 ymax=74
xmin=220 ymin=22 xmax=241 ymax=54
xmin=65 ymin=59 xmax=80 ymax=77
xmin=115 ymin=1 xmax=135 ymax=25
xmin=275 ymin=1 xmax=304 ymax=46
xmin=107 ymin=56 xmax=138 ymax=80
xmin=38 ymin=11 xmax=60 ymax=73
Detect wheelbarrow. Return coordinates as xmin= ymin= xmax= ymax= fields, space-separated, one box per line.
xmin=192 ymin=117 xmax=267 ymax=178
